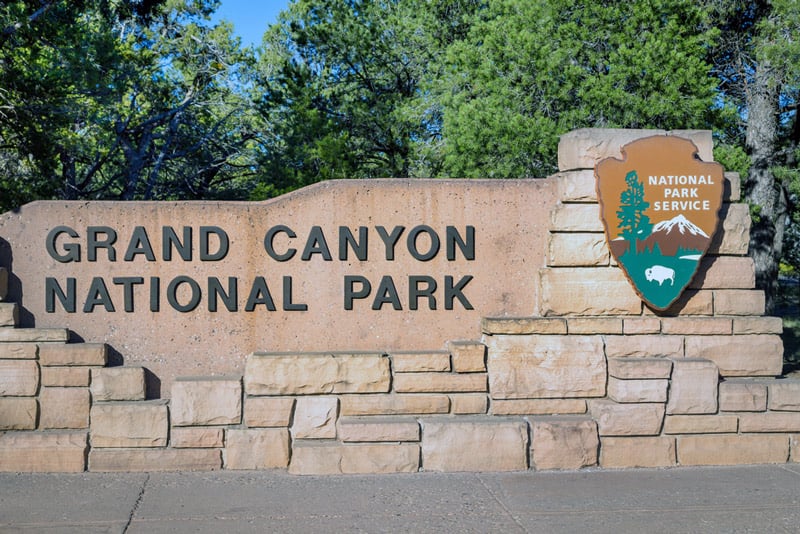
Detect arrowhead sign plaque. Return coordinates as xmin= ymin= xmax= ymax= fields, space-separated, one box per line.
xmin=595 ymin=136 xmax=724 ymax=311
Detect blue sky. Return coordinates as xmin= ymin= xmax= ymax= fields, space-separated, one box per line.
xmin=212 ymin=0 xmax=292 ymax=47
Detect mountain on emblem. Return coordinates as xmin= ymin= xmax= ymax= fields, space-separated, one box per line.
xmin=595 ymin=136 xmax=724 ymax=311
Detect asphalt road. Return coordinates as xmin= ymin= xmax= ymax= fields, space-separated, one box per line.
xmin=2 ymin=464 xmax=800 ymax=533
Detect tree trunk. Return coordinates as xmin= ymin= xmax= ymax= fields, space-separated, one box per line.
xmin=744 ymin=60 xmax=786 ymax=313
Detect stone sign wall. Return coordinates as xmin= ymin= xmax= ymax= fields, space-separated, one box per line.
xmin=0 ymin=128 xmax=798 ymax=474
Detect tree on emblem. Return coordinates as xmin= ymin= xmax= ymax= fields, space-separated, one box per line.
xmin=616 ymin=170 xmax=652 ymax=254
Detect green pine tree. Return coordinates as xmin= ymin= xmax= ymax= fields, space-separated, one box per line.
xmin=616 ymin=170 xmax=652 ymax=254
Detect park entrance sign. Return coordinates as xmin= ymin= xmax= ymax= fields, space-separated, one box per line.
xmin=595 ymin=136 xmax=724 ymax=310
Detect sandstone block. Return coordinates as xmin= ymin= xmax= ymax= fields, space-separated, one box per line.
xmin=684 ymin=335 xmax=783 ymax=376
xmin=768 ymin=380 xmax=800 ymax=411
xmin=608 ymin=378 xmax=668 ymax=403
xmin=604 ymin=335 xmax=684 ymax=359
xmin=391 ymin=351 xmax=450 ymax=372
xmin=607 ymin=358 xmax=673 ymax=379
xmin=548 ymin=233 xmax=609 ymax=266
xmin=38 ymin=343 xmax=106 ymax=367
xmin=41 ymin=366 xmax=90 ymax=387
xmin=678 ymin=434 xmax=789 ymax=466
xmin=244 ymin=397 xmax=295 ymax=427
xmin=556 ymin=169 xmax=597 ymax=202
xmin=393 ymin=372 xmax=487 ymax=393
xmin=738 ymin=412 xmax=800 ymax=432
xmin=421 ymin=418 xmax=528 ymax=472
xmin=540 ymin=268 xmax=641 ymax=316
xmin=661 ymin=318 xmax=732 ymax=335
xmin=709 ymin=203 xmax=750 ymax=255
xmin=0 ymin=302 xmax=18 ymax=327
xmin=289 ymin=442 xmax=419 ymax=475
xmin=338 ymin=417 xmax=420 ymax=442
xmin=39 ymin=387 xmax=90 ymax=429
xmin=448 ymin=341 xmax=486 ymax=373
xmin=724 ymin=172 xmax=741 ymax=201
xmin=0 ymin=360 xmax=39 ymax=396
xmin=171 ymin=427 xmax=225 ymax=448
xmin=643 ymin=289 xmax=714 ymax=316
xmin=0 ymin=329 xmax=68 ymax=343
xmin=171 ymin=377 xmax=242 ymax=427
xmin=339 ymin=394 xmax=450 ymax=416
xmin=600 ymin=436 xmax=676 ymax=468
xmin=530 ymin=417 xmax=598 ymax=470
xmin=292 ymin=396 xmax=338 ymax=439
xmin=713 ymin=290 xmax=765 ymax=315
xmin=0 ymin=431 xmax=87 ymax=472
xmin=719 ymin=380 xmax=768 ymax=412
xmin=0 ymin=343 xmax=37 ymax=359
xmin=733 ymin=317 xmax=783 ymax=335
xmin=792 ymin=435 xmax=799 ymax=462
xmin=225 ymin=428 xmax=290 ymax=470
xmin=491 ymin=399 xmax=587 ymax=416
xmin=0 ymin=398 xmax=37 ymax=430
xmin=589 ymin=400 xmax=665 ymax=436
xmin=90 ymin=367 xmax=146 ymax=402
xmin=623 ymin=318 xmax=661 ymax=334
xmin=487 ymin=335 xmax=605 ymax=399
xmin=90 ymin=448 xmax=221 ymax=472
xmin=666 ymin=359 xmax=719 ymax=415
xmin=566 ymin=317 xmax=623 ymax=334
xmin=90 ymin=401 xmax=168 ymax=448
xmin=663 ymin=415 xmax=738 ymax=434
xmin=245 ymin=352 xmax=390 ymax=395
xmin=690 ymin=257 xmax=755 ymax=289
xmin=450 ymin=394 xmax=488 ymax=415
xmin=551 ymin=204 xmax=604 ymax=232
xmin=482 ymin=317 xmax=567 ymax=335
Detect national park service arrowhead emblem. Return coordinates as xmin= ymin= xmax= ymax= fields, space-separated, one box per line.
xmin=595 ymin=136 xmax=724 ymax=311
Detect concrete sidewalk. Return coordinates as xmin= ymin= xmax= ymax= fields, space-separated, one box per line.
xmin=1 ymin=465 xmax=800 ymax=533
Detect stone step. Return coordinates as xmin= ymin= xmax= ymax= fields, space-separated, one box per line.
xmin=38 ymin=343 xmax=107 ymax=367
xmin=89 ymin=400 xmax=168 ymax=448
xmin=0 ymin=431 xmax=88 ymax=472
xmin=0 ymin=328 xmax=68 ymax=343
xmin=288 ymin=440 xmax=419 ymax=475
xmin=89 ymin=447 xmax=221 ymax=472
xmin=170 ymin=376 xmax=242 ymax=427
xmin=529 ymin=415 xmax=599 ymax=470
xmin=337 ymin=416 xmax=420 ymax=443
xmin=0 ymin=302 xmax=18 ymax=327
xmin=90 ymin=367 xmax=146 ymax=402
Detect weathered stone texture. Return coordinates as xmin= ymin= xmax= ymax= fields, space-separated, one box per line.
xmin=171 ymin=377 xmax=242 ymax=426
xmin=663 ymin=415 xmax=738 ymax=434
xmin=39 ymin=387 xmax=90 ymax=429
xmin=0 ymin=302 xmax=18 ymax=326
xmin=339 ymin=394 xmax=450 ymax=416
xmin=792 ymin=435 xmax=800 ymax=462
xmin=684 ymin=335 xmax=783 ymax=376
xmin=225 ymin=428 xmax=290 ymax=470
xmin=244 ymin=397 xmax=295 ymax=427
xmin=487 ymin=335 xmax=605 ymax=399
xmin=292 ymin=397 xmax=338 ymax=439
xmin=289 ymin=442 xmax=419 ymax=475
xmin=666 ymin=359 xmax=719 ymax=415
xmin=450 ymin=394 xmax=488 ymax=415
xmin=530 ymin=417 xmax=598 ymax=470
xmin=607 ymin=358 xmax=672 ymax=379
xmin=0 ymin=431 xmax=87 ymax=472
xmin=393 ymin=373 xmax=487 ymax=393
xmin=540 ymin=268 xmax=641 ymax=316
xmin=38 ymin=343 xmax=106 ymax=367
xmin=738 ymin=412 xmax=800 ymax=433
xmin=421 ymin=419 xmax=528 ymax=472
xmin=768 ymin=381 xmax=800 ymax=411
xmin=566 ymin=318 xmax=623 ymax=334
xmin=391 ymin=351 xmax=450 ymax=373
xmin=90 ymin=448 xmax=221 ymax=472
xmin=724 ymin=172 xmax=742 ymax=202
xmin=661 ymin=318 xmax=732 ymax=336
xmin=41 ymin=366 xmax=90 ymax=387
xmin=0 ymin=343 xmax=37 ymax=359
xmin=448 ymin=341 xmax=486 ymax=373
xmin=599 ymin=436 xmax=676 ymax=468
xmin=338 ymin=417 xmax=420 ymax=442
xmin=491 ymin=399 xmax=587 ymax=416
xmin=482 ymin=318 xmax=567 ymax=335
xmin=0 ymin=360 xmax=38 ymax=396
xmin=713 ymin=290 xmax=765 ymax=316
xmin=0 ymin=328 xmax=68 ymax=343
xmin=678 ymin=434 xmax=789 ymax=466
xmin=90 ymin=401 xmax=168 ymax=448
xmin=0 ymin=397 xmax=37 ymax=430
xmin=551 ymin=204 xmax=604 ymax=232
xmin=171 ymin=427 xmax=225 ymax=448
xmin=548 ymin=233 xmax=609 ymax=267
xmin=622 ymin=318 xmax=661 ymax=335
xmin=589 ymin=400 xmax=665 ymax=436
xmin=607 ymin=378 xmax=668 ymax=403
xmin=556 ymin=169 xmax=597 ymax=202
xmin=690 ymin=257 xmax=755 ymax=289
xmin=709 ymin=203 xmax=750 ymax=255
xmin=719 ymin=381 xmax=768 ymax=412
xmin=733 ymin=317 xmax=783 ymax=335
xmin=90 ymin=367 xmax=145 ymax=402
xmin=604 ymin=335 xmax=684 ymax=359
xmin=245 ymin=352 xmax=390 ymax=395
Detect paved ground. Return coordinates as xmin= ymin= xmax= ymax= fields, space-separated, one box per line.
xmin=1 ymin=464 xmax=800 ymax=533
